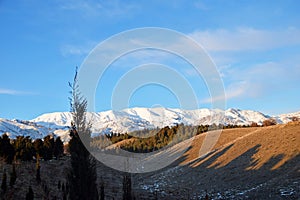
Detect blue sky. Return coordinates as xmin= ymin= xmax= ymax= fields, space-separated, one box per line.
xmin=0 ymin=0 xmax=300 ymax=120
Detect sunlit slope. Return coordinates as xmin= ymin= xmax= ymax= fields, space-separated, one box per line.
xmin=110 ymin=121 xmax=300 ymax=171
xmin=183 ymin=122 xmax=300 ymax=170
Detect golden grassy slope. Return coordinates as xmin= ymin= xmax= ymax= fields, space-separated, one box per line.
xmin=182 ymin=122 xmax=300 ymax=170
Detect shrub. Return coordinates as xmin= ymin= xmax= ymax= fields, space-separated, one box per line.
xmin=262 ymin=119 xmax=277 ymax=126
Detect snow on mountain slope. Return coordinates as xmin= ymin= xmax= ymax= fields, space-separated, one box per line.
xmin=0 ymin=108 xmax=299 ymax=140
xmin=32 ymin=112 xmax=73 ymax=127
xmin=276 ymin=111 xmax=300 ymax=124
xmin=224 ymin=109 xmax=270 ymax=125
xmin=0 ymin=118 xmax=68 ymax=140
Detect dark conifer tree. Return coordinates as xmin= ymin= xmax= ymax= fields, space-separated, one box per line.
xmin=58 ymin=180 xmax=61 ymax=190
xmin=123 ymin=173 xmax=132 ymax=200
xmin=25 ymin=186 xmax=34 ymax=200
xmin=100 ymin=181 xmax=104 ymax=200
xmin=63 ymin=192 xmax=67 ymax=200
xmin=67 ymin=68 xmax=98 ymax=200
xmin=13 ymin=136 xmax=33 ymax=161
xmin=1 ymin=170 xmax=7 ymax=193
xmin=33 ymin=139 xmax=44 ymax=158
xmin=0 ymin=134 xmax=15 ymax=164
xmin=53 ymin=137 xmax=64 ymax=159
xmin=0 ymin=136 xmax=2 ymax=156
xmin=66 ymin=182 xmax=69 ymax=193
xmin=36 ymin=155 xmax=41 ymax=183
xmin=43 ymin=135 xmax=54 ymax=160
xmin=9 ymin=164 xmax=17 ymax=187
xmin=24 ymin=136 xmax=34 ymax=161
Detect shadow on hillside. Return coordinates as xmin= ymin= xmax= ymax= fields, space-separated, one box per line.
xmin=132 ymin=144 xmax=300 ymax=199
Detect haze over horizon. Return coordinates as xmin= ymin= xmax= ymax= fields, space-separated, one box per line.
xmin=1 ymin=0 xmax=300 ymax=120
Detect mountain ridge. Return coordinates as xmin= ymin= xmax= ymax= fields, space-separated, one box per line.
xmin=1 ymin=107 xmax=299 ymax=141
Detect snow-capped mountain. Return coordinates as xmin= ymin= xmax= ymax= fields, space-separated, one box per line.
xmin=0 ymin=118 xmax=70 ymax=141
xmin=274 ymin=111 xmax=300 ymax=124
xmin=0 ymin=108 xmax=299 ymax=141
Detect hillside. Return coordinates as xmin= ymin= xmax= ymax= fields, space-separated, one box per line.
xmin=0 ymin=122 xmax=299 ymax=199
xmin=131 ymin=122 xmax=300 ymax=199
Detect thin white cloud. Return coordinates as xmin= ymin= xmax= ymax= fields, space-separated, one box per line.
xmin=61 ymin=45 xmax=84 ymax=56
xmin=201 ymin=59 xmax=300 ymax=104
xmin=189 ymin=27 xmax=300 ymax=52
xmin=0 ymin=88 xmax=35 ymax=95
xmin=201 ymin=81 xmax=247 ymax=103
xmin=193 ymin=1 xmax=209 ymax=10
xmin=60 ymin=41 xmax=97 ymax=56
xmin=60 ymin=0 xmax=138 ymax=18
xmin=218 ymin=61 xmax=298 ymax=100
xmin=190 ymin=26 xmax=300 ymax=104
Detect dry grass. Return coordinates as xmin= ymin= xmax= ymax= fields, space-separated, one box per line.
xmin=132 ymin=122 xmax=300 ymax=199
xmin=181 ymin=123 xmax=300 ymax=170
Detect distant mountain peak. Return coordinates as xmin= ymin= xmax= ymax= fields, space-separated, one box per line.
xmin=0 ymin=108 xmax=299 ymax=141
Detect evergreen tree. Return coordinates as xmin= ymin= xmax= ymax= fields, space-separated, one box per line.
xmin=24 ymin=136 xmax=34 ymax=161
xmin=63 ymin=192 xmax=67 ymax=200
xmin=9 ymin=164 xmax=17 ymax=187
xmin=100 ymin=180 xmax=104 ymax=200
xmin=0 ymin=134 xmax=15 ymax=164
xmin=123 ymin=173 xmax=132 ymax=200
xmin=58 ymin=180 xmax=61 ymax=190
xmin=25 ymin=186 xmax=34 ymax=200
xmin=36 ymin=154 xmax=41 ymax=183
xmin=0 ymin=136 xmax=2 ymax=156
xmin=53 ymin=137 xmax=64 ymax=159
xmin=1 ymin=170 xmax=7 ymax=193
xmin=43 ymin=135 xmax=54 ymax=160
xmin=13 ymin=136 xmax=33 ymax=161
xmin=66 ymin=182 xmax=69 ymax=193
xmin=33 ymin=139 xmax=44 ymax=158
xmin=67 ymin=68 xmax=98 ymax=200
xmin=62 ymin=182 xmax=65 ymax=192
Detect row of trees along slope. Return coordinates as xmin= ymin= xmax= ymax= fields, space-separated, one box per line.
xmin=0 ymin=134 xmax=64 ymax=164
